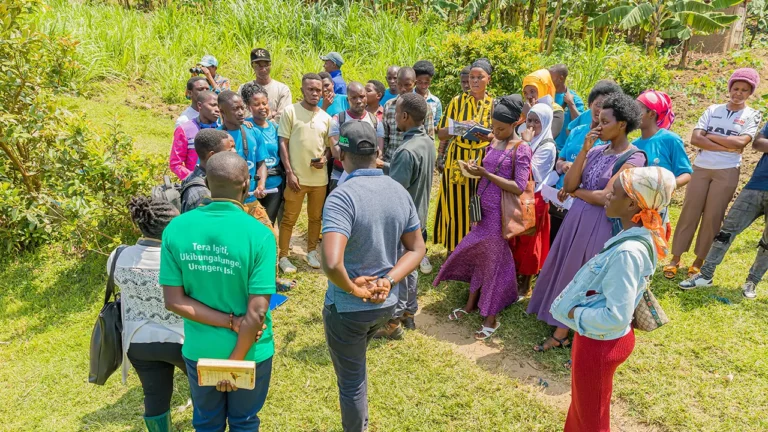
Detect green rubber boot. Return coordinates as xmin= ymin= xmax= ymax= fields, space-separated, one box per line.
xmin=144 ymin=410 xmax=172 ymax=432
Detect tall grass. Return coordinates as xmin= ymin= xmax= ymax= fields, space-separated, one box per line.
xmin=40 ymin=0 xmax=445 ymax=103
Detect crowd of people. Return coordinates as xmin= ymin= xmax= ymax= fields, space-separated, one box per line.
xmin=111 ymin=48 xmax=766 ymax=432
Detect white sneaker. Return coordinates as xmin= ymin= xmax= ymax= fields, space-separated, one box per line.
xmin=742 ymin=281 xmax=757 ymax=299
xmin=279 ymin=257 xmax=297 ymax=274
xmin=306 ymin=250 xmax=322 ymax=269
xmin=420 ymin=256 xmax=433 ymax=274
xmin=679 ymin=273 xmax=712 ymax=290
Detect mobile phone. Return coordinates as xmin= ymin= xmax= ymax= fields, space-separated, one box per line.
xmin=310 ymin=157 xmax=321 ymax=163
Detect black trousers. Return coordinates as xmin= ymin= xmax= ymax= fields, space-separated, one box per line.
xmin=127 ymin=342 xmax=186 ymax=417
xmin=258 ymin=177 xmax=285 ymax=225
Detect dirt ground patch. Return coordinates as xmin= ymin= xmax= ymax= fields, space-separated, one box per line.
xmin=416 ymin=310 xmax=665 ymax=432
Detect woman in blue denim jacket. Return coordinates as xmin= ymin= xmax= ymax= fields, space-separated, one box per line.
xmin=551 ymin=166 xmax=676 ymax=432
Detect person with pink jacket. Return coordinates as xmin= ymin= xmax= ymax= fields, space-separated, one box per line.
xmin=169 ymin=90 xmax=220 ymax=180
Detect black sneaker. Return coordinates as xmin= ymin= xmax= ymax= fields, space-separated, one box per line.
xmin=401 ymin=314 xmax=416 ymax=330
xmin=742 ymin=281 xmax=757 ymax=299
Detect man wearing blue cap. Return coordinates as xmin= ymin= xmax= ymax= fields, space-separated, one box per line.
xmin=321 ymin=52 xmax=347 ymax=95
xmin=193 ymin=54 xmax=230 ymax=94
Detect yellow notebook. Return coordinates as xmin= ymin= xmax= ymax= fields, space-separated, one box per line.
xmin=197 ymin=359 xmax=256 ymax=390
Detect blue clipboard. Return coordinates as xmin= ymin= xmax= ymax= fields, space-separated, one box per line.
xmin=269 ymin=294 xmax=289 ymax=311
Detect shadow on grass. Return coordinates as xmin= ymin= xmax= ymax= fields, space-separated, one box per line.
xmin=79 ymin=369 xmax=191 ymax=432
xmin=0 ymin=247 xmax=107 ymax=341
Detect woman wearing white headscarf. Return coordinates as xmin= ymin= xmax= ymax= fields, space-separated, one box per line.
xmin=510 ymin=103 xmax=557 ymax=295
xmin=550 ymin=166 xmax=676 ymax=432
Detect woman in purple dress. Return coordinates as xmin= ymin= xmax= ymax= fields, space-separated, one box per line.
xmin=528 ymin=93 xmax=647 ymax=351
xmin=434 ymin=95 xmax=531 ymax=340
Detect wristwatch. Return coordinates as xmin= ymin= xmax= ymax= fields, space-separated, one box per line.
xmin=383 ymin=274 xmax=396 ymax=287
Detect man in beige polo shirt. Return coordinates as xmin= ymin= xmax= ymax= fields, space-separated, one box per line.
xmin=278 ymin=73 xmax=333 ymax=273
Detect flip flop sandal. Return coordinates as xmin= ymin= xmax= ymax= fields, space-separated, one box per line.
xmin=474 ymin=322 xmax=501 ymax=340
xmin=448 ymin=308 xmax=469 ymax=321
xmin=564 ymin=359 xmax=572 ymax=371
xmin=688 ymin=266 xmax=701 ymax=278
xmin=276 ymin=278 xmax=297 ymax=292
xmin=663 ymin=264 xmax=678 ymax=279
xmin=533 ymin=335 xmax=571 ymax=352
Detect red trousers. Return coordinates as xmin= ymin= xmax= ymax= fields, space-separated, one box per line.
xmin=565 ymin=330 xmax=635 ymax=432
xmin=510 ymin=192 xmax=550 ymax=275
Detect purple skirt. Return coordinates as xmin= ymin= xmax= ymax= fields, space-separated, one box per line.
xmin=526 ymin=197 xmax=612 ymax=327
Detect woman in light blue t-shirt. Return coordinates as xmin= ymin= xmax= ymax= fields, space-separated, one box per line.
xmin=242 ymin=82 xmax=284 ymax=225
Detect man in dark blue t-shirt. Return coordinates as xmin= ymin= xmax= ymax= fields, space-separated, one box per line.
xmin=681 ymin=121 xmax=768 ymax=299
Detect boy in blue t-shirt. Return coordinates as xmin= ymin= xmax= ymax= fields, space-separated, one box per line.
xmin=680 ymin=121 xmax=768 ymax=299
xmin=216 ymin=91 xmax=269 ymax=221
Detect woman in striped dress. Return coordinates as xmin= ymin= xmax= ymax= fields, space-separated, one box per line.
xmin=434 ymin=58 xmax=495 ymax=254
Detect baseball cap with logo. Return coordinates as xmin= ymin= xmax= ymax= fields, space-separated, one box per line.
xmin=338 ymin=121 xmax=377 ymax=155
xmin=320 ymin=52 xmax=344 ymax=67
xmin=250 ymin=48 xmax=271 ymax=63
xmin=200 ymin=55 xmax=219 ymax=67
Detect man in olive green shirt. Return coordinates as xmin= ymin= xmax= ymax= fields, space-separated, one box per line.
xmin=161 ymin=151 xmax=276 ymax=431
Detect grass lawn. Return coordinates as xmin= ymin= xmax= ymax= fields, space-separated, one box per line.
xmin=2 ymin=85 xmax=767 ymax=431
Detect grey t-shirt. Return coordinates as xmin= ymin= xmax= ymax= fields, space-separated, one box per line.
xmin=322 ymin=169 xmax=420 ymax=313
xmin=388 ymin=126 xmax=436 ymax=227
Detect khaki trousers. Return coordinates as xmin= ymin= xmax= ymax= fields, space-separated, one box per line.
xmin=672 ymin=165 xmax=740 ymax=259
xmin=279 ymin=184 xmax=326 ymax=258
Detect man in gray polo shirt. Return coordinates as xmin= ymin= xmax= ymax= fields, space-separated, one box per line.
xmin=321 ymin=121 xmax=426 ymax=432
xmin=376 ymin=92 xmax=435 ymax=338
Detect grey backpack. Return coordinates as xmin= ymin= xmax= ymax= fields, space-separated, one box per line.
xmin=151 ymin=175 xmax=183 ymax=212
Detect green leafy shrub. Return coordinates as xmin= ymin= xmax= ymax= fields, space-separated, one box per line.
xmin=0 ymin=0 xmax=164 ymax=252
xmin=430 ymin=29 xmax=543 ymax=105
xmin=606 ymin=48 xmax=671 ymax=97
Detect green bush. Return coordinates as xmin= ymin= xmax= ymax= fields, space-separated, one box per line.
xmin=606 ymin=47 xmax=671 ymax=97
xmin=430 ymin=29 xmax=543 ymax=104
xmin=0 ymin=0 xmax=164 ymax=252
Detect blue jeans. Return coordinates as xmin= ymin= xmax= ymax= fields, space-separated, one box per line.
xmin=183 ymin=356 xmax=273 ymax=432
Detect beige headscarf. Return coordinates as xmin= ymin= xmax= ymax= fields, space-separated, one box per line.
xmin=619 ymin=166 xmax=676 ymax=259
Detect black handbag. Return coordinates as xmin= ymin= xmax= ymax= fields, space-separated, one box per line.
xmin=88 ymin=245 xmax=128 ymax=385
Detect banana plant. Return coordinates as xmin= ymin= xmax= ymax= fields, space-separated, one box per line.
xmin=661 ymin=0 xmax=742 ymax=67
xmin=590 ymin=0 xmax=741 ymax=56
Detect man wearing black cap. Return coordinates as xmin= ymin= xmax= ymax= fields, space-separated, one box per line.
xmin=238 ymin=48 xmax=292 ymax=121
xmin=320 ymin=51 xmax=347 ymax=95
xmin=321 ymin=120 xmax=425 ymax=432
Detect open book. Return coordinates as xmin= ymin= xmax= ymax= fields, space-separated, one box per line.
xmin=197 ymin=359 xmax=256 ymax=390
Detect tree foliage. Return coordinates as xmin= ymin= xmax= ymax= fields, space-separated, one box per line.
xmin=429 ymin=29 xmax=543 ymax=103
xmin=0 ymin=0 xmax=164 ymax=252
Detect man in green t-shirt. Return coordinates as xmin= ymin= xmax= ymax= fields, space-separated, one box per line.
xmin=161 ymin=151 xmax=276 ymax=431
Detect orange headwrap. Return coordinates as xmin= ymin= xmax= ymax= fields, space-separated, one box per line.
xmin=522 ymin=69 xmax=556 ymax=102
xmin=619 ymin=167 xmax=677 ymax=260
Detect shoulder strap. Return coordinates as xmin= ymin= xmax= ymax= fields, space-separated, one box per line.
xmin=105 ymin=245 xmax=129 ymax=306
xmin=180 ymin=175 xmax=206 ymax=196
xmin=599 ymin=235 xmax=653 ymax=258
xmin=338 ymin=110 xmax=346 ymax=125
xmin=239 ymin=126 xmax=249 ymax=157
xmin=612 ymin=148 xmax=647 ymax=176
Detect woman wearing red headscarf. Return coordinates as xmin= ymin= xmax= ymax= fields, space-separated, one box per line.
xmin=633 ymin=90 xmax=692 ymax=241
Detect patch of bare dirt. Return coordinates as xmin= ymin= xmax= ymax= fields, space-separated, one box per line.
xmin=416 ymin=310 xmax=664 ymax=432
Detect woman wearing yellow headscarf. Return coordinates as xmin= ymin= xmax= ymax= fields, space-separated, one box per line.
xmin=522 ymin=69 xmax=565 ymax=139
xmin=550 ymin=166 xmax=676 ymax=432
